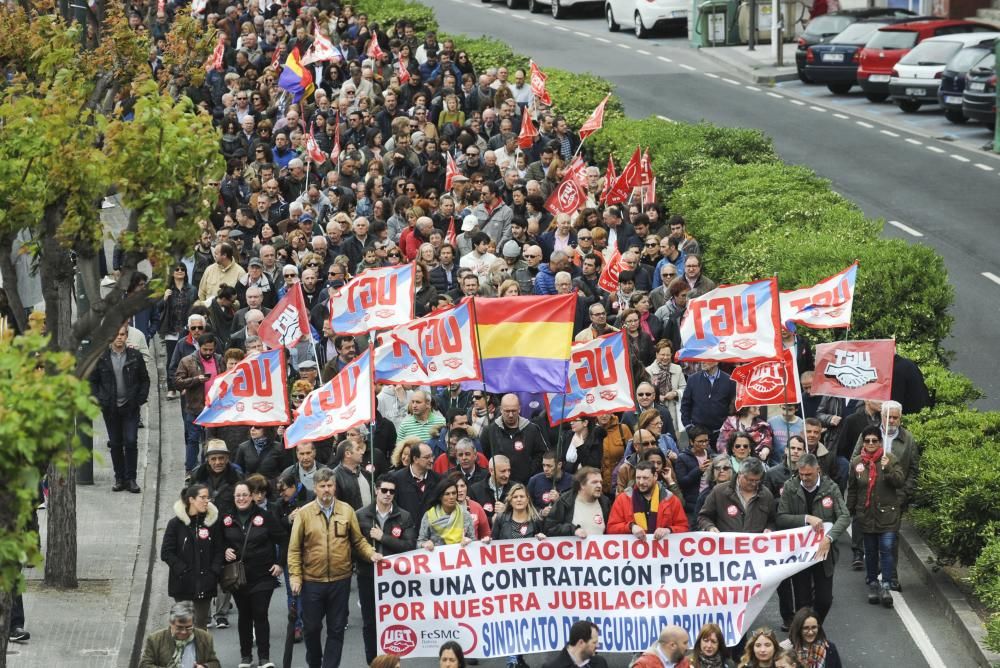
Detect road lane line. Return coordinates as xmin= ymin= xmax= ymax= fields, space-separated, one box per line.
xmin=617 ymin=43 xmax=631 ymax=49
xmin=680 ymin=63 xmax=695 ymax=70
xmin=926 ymin=145 xmax=945 ymax=153
xmin=856 ymin=121 xmax=874 ymax=128
xmin=574 ymin=30 xmax=588 ymax=36
xmin=789 ymin=99 xmax=806 ymax=106
xmin=767 ymin=92 xmax=783 ymax=98
xmin=975 ymin=163 xmax=994 ymax=171
xmin=906 ymin=138 xmax=923 ymax=145
xmin=554 ymin=25 xmax=570 ymax=30
xmin=511 ymin=12 xmax=526 ymax=17
xmin=984 ymin=272 xmax=1000 ymax=286
xmin=880 ymin=130 xmax=899 ymax=137
xmin=746 ymin=85 xmax=761 ymax=92
xmin=637 ymin=49 xmax=651 ymax=55
xmin=833 ymin=113 xmax=849 ymax=119
xmin=595 ymin=36 xmax=611 ymax=43
xmin=532 ymin=19 xmax=547 ymax=24
xmin=809 ymin=105 xmax=825 ymax=112
xmin=705 ymin=72 xmax=720 ymax=78
xmin=888 ymin=220 xmax=923 ymax=237
xmin=950 ymin=154 xmax=970 ymax=163
xmin=659 ymin=56 xmax=674 ymax=63
xmin=894 ymin=589 xmax=948 ymax=668
xmin=723 ymin=78 xmax=740 ymax=85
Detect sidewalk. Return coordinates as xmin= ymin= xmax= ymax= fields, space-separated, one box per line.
xmin=693 ymin=41 xmax=799 ymax=84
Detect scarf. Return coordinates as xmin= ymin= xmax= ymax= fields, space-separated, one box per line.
xmin=797 ymin=639 xmax=829 ymax=668
xmin=426 ymin=505 xmax=464 ymax=544
xmin=652 ymin=365 xmax=673 ymax=401
xmin=694 ymin=653 xmax=724 ymax=668
xmin=860 ymin=446 xmax=884 ymax=509
xmin=639 ymin=311 xmax=654 ymax=340
xmin=632 ymin=484 xmax=660 ymax=531
xmin=170 ymin=636 xmax=193 ymax=668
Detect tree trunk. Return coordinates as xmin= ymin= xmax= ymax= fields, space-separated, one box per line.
xmin=40 ymin=201 xmax=81 ymax=589
xmin=0 ymin=231 xmax=27 ymax=333
xmin=0 ymin=589 xmax=11 ymax=667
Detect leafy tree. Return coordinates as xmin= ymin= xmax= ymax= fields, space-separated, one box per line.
xmin=0 ymin=5 xmax=220 ymax=593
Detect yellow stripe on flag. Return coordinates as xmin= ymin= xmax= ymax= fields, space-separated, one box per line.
xmin=477 ymin=321 xmax=572 ymax=360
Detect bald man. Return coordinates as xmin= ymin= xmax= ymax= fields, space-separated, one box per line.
xmin=631 ymin=625 xmax=689 ymax=667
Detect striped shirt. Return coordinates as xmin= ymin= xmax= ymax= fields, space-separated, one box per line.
xmin=396 ymin=411 xmax=446 ymax=445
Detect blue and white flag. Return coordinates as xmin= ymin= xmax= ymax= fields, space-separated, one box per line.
xmin=196 ymin=349 xmax=290 ymax=427
xmin=544 ymin=331 xmax=635 ymax=426
xmin=284 ymin=348 xmax=374 ymax=449
xmin=328 ymin=264 xmax=415 ymax=335
xmin=677 ymin=278 xmax=781 ymax=363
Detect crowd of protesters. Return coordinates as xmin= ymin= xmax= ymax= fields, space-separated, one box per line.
xmin=0 ymin=0 xmax=928 ymax=664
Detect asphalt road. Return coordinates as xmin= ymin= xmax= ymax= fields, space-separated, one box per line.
xmin=422 ymin=0 xmax=1000 ymax=409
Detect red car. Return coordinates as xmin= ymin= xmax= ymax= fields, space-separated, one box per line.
xmin=857 ymin=18 xmax=997 ymax=102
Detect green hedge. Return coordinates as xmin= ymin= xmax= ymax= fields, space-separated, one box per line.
xmin=546 ymin=69 xmax=624 ymax=130
xmin=349 ymin=0 xmax=438 ymax=33
xmin=442 ymin=34 xmax=529 ymax=72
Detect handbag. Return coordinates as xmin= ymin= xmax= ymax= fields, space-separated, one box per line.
xmin=220 ymin=517 xmax=252 ymax=592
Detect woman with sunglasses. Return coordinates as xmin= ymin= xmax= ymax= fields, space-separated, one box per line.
xmin=695 ymin=453 xmax=734 ymax=521
xmin=717 ymin=406 xmax=774 ymax=464
xmin=847 ymin=426 xmax=904 ymax=608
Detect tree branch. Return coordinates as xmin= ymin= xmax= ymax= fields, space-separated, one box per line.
xmin=0 ymin=231 xmax=28 ymax=333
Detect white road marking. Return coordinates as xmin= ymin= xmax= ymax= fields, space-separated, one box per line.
xmin=532 ymin=19 xmax=547 ymax=25
xmin=767 ymin=92 xmax=783 ymax=99
xmin=809 ymin=105 xmax=825 ymax=112
xmin=950 ymin=154 xmax=970 ymax=163
xmin=511 ymin=12 xmax=526 ymax=17
xmin=658 ymin=55 xmax=674 ymax=63
xmin=618 ymin=42 xmax=631 ymax=49
xmin=789 ymin=99 xmax=806 ymax=106
xmin=856 ymin=121 xmax=874 ymax=128
xmin=833 ymin=113 xmax=849 ymax=119
xmin=722 ymin=78 xmax=740 ymax=85
xmin=680 ymin=63 xmax=696 ymax=71
xmin=637 ymin=49 xmax=651 ymax=55
xmin=926 ymin=145 xmax=945 ymax=153
xmin=975 ymin=163 xmax=994 ymax=171
xmin=595 ymin=36 xmax=611 ymax=43
xmin=705 ymin=72 xmax=720 ymax=78
xmin=880 ymin=130 xmax=899 ymax=137
xmin=888 ymin=220 xmax=924 ymax=237
xmin=574 ymin=30 xmax=588 ymax=36
xmin=906 ymin=138 xmax=923 ymax=145
xmin=893 ymin=588 xmax=948 ymax=668
xmin=983 ymin=272 xmax=1000 ymax=286
xmin=553 ymin=25 xmax=570 ymax=31
xmin=746 ymin=85 xmax=761 ymax=92
xmin=656 ymin=114 xmax=676 ymax=123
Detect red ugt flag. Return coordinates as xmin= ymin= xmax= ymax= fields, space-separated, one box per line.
xmin=603 ymin=146 xmax=642 ymax=205
xmin=258 ymin=282 xmax=311 ymax=349
xmin=811 ymin=339 xmax=895 ymax=401
xmin=731 ymin=348 xmax=799 ymax=411
xmin=600 ymin=154 xmax=617 ymax=204
xmin=305 ymin=123 xmax=327 ymax=165
xmin=597 ymin=249 xmax=624 ymax=293
xmin=518 ymin=106 xmax=538 ymax=150
xmin=529 ymin=60 xmax=552 ymax=106
xmin=578 ymin=93 xmax=611 ymax=141
xmin=445 ymin=152 xmax=459 ymax=192
xmin=544 ymin=172 xmax=586 ymax=217
xmin=367 ymin=33 xmax=385 ymax=61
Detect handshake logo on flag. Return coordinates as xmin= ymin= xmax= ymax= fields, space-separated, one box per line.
xmin=824 ymin=350 xmax=878 ymax=388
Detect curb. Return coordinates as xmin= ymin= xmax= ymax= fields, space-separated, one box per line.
xmin=692 ymin=45 xmax=800 ymax=84
xmin=118 ymin=342 xmax=166 ymax=668
xmin=900 ymin=522 xmax=1000 ymax=668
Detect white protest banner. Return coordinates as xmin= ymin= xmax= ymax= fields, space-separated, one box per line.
xmin=779 ymin=262 xmax=858 ymax=330
xmin=388 ymin=301 xmax=481 ymax=386
xmin=375 ymin=526 xmax=827 ymax=659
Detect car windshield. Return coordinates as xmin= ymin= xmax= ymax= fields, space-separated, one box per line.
xmin=805 ymin=15 xmax=855 ymax=38
xmin=944 ymin=46 xmax=991 ymax=72
xmin=898 ymin=40 xmax=963 ymax=66
xmin=866 ymin=29 xmax=919 ymax=50
xmin=833 ymin=22 xmax=889 ymax=45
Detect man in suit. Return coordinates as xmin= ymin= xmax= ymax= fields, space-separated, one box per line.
xmin=602 ymin=205 xmax=638 ymax=254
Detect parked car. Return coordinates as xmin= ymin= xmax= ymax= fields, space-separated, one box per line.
xmin=804 ymin=18 xmax=911 ymax=94
xmin=605 ymin=0 xmax=688 ymax=37
xmin=857 ymin=19 xmax=997 ymax=103
xmin=889 ymin=32 xmax=1000 ymax=112
xmin=795 ymin=8 xmax=915 ymax=82
xmin=938 ymin=40 xmax=995 ymax=123
xmin=526 ymin=0 xmax=599 ymax=20
xmin=962 ymin=53 xmax=997 ymax=129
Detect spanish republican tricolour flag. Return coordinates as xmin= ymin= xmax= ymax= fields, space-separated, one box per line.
xmin=278 ymin=45 xmax=315 ymax=103
xmin=472 ymin=294 xmax=576 ymax=394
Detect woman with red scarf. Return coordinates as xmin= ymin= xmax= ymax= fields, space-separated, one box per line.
xmin=846 ymin=425 xmax=905 ymax=609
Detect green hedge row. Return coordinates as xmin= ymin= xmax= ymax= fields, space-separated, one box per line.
xmin=349 ymin=0 xmax=439 ymax=33
xmin=399 ymin=1 xmax=1000 ymax=647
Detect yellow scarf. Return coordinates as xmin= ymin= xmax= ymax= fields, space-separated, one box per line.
xmin=427 ymin=505 xmax=464 ymax=544
xmin=632 ymin=483 xmax=660 ymax=531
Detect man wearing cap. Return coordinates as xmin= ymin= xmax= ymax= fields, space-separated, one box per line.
xmin=235 ymin=261 xmax=276 ymax=313
xmin=472 ymin=181 xmax=513 ymax=249
xmin=447 ymin=172 xmax=470 ymax=207
xmin=500 ymin=240 xmax=525 ymax=272
xmin=455 ymin=214 xmax=481 ymax=258
xmin=296 ymin=359 xmax=321 ymax=389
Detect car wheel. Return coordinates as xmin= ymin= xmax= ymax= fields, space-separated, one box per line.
xmin=507 ymin=0 xmax=523 ymax=8
xmin=551 ymin=0 xmax=565 ymax=19
xmin=827 ymin=83 xmax=852 ymax=95
xmin=944 ymin=108 xmax=967 ymax=124
xmin=798 ymin=69 xmax=812 ymax=84
xmin=897 ymin=99 xmax=921 ymax=113
xmin=606 ymin=4 xmax=619 ymax=31
xmin=865 ymin=93 xmax=888 ymax=103
xmin=634 ymin=12 xmax=649 ymax=38
xmin=528 ymin=0 xmax=542 ymax=12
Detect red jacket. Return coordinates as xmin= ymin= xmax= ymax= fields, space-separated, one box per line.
xmin=607 ymin=484 xmax=689 ymax=535
xmin=630 ymin=653 xmax=691 ymax=668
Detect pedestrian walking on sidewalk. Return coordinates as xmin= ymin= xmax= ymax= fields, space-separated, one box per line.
xmin=89 ymin=322 xmax=150 ymax=493
xmin=161 ymin=484 xmax=223 ymax=629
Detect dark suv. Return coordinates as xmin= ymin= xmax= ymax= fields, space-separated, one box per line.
xmin=795 ymin=8 xmax=916 ymax=82
xmin=962 ymin=52 xmax=997 ymax=129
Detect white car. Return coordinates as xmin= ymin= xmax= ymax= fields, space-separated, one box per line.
xmin=605 ymin=0 xmax=689 ymax=38
xmin=888 ymin=31 xmax=1000 ymax=112
xmin=519 ymin=0 xmax=601 ymax=21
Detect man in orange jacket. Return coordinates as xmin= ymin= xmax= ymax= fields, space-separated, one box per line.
xmin=608 ymin=461 xmax=689 ymax=538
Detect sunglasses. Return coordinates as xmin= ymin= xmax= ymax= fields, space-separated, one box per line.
xmin=388 ymin=253 xmax=402 ymax=258
xmin=636 ymin=392 xmax=653 ymax=397
xmin=189 ymin=325 xmax=205 ymax=330
xmin=293 ymin=394 xmax=307 ymax=400
xmin=863 ymin=437 xmax=881 ymax=443
xmin=639 ymin=440 xmax=657 ymax=446
xmin=307 ymin=262 xmax=319 ymax=267
xmin=733 ymin=444 xmax=751 ymax=450
xmin=378 ymin=488 xmax=396 ymax=495
xmin=663 ymin=273 xmax=676 ymax=278
xmin=714 ymin=465 xmax=733 ymax=471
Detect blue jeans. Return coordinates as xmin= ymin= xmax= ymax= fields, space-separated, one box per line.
xmin=864 ymin=531 xmax=896 ymax=586
xmin=103 ymin=403 xmax=140 ymax=481
xmin=283 ymin=571 xmax=304 ymax=632
xmin=301 ymin=579 xmax=351 ymax=668
xmin=182 ymin=411 xmax=203 ymax=472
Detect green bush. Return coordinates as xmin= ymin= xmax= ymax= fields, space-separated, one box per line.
xmin=970 ymin=527 xmax=1000 ymax=610
xmin=442 ymin=34 xmax=529 ymax=72
xmin=921 ymin=363 xmax=983 ymax=407
xmin=350 ymin=0 xmax=438 ymax=33
xmin=546 ymin=69 xmax=624 ymax=131
xmin=985 ymin=613 xmax=1000 ymax=654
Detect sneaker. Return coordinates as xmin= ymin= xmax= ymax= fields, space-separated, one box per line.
xmin=889 ymin=580 xmax=902 ymax=592
xmin=867 ymin=582 xmax=880 ymax=605
xmin=166 ymin=390 xmax=179 ymax=400
xmin=238 ymin=659 xmax=252 ymax=668
xmin=881 ymin=584 xmax=894 ymax=608
xmin=259 ymin=660 xmax=276 ymax=668
xmin=851 ymin=550 xmax=864 ymax=571
xmin=9 ymin=627 xmax=30 ymax=642
xmin=128 ymin=480 xmax=141 ymax=494
xmin=138 ymin=418 xmax=145 ymax=428
xmin=112 ymin=480 xmax=127 ymax=492
xmin=215 ymin=616 xmax=229 ymax=629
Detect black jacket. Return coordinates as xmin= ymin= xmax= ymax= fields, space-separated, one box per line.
xmin=544 ymin=490 xmax=610 ymax=537
xmin=220 ymin=504 xmax=287 ymax=593
xmin=190 ymin=462 xmax=244 ymax=516
xmin=89 ymin=347 xmax=150 ymax=411
xmin=542 ymin=648 xmax=609 ymax=668
xmin=680 ymin=370 xmax=736 ymax=433
xmin=469 ymin=479 xmax=511 ymax=526
xmin=389 ymin=467 xmax=441 ymax=523
xmin=233 ymin=440 xmax=285 ymax=480
xmin=356 ymin=503 xmax=417 ymax=577
xmin=273 ymin=483 xmax=314 ymax=545
xmin=161 ymin=501 xmax=224 ymax=601
xmin=333 ymin=463 xmax=374 ymax=510
xmin=480 ymin=416 xmax=548 ymax=485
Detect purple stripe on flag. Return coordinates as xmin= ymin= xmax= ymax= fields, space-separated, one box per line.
xmin=480 ymin=357 xmax=569 ymax=394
